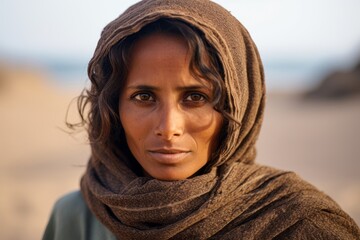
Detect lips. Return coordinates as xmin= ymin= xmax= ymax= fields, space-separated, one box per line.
xmin=147 ymin=148 xmax=190 ymax=164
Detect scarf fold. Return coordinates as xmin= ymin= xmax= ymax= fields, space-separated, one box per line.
xmin=82 ymin=159 xmax=359 ymax=239
xmin=81 ymin=0 xmax=360 ymax=239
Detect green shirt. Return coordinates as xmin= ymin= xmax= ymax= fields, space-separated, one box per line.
xmin=43 ymin=191 xmax=116 ymax=240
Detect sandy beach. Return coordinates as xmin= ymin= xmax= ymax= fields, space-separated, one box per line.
xmin=0 ymin=64 xmax=359 ymax=240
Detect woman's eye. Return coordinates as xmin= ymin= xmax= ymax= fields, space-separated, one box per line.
xmin=132 ymin=93 xmax=155 ymax=102
xmin=184 ymin=93 xmax=206 ymax=102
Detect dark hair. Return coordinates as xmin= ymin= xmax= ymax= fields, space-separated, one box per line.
xmin=70 ymin=18 xmax=229 ymax=169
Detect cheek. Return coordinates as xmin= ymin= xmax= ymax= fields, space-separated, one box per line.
xmin=119 ymin=103 xmax=149 ymax=149
xmin=187 ymin=109 xmax=223 ymax=149
xmin=120 ymin=99 xmax=150 ymax=130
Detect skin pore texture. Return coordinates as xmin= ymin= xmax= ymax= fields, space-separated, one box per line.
xmin=119 ymin=33 xmax=223 ymax=181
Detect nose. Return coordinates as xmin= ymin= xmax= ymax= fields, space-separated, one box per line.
xmin=154 ymin=103 xmax=184 ymax=140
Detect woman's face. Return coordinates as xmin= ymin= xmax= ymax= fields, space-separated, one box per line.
xmin=119 ymin=33 xmax=223 ymax=181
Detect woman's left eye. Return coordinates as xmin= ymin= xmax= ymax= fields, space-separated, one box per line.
xmin=184 ymin=93 xmax=207 ymax=102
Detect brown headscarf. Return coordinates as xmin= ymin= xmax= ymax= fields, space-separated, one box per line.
xmin=81 ymin=0 xmax=360 ymax=239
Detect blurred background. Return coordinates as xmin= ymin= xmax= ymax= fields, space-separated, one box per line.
xmin=1 ymin=0 xmax=360 ymax=239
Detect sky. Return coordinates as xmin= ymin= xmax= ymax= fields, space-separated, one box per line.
xmin=1 ymin=0 xmax=360 ymax=88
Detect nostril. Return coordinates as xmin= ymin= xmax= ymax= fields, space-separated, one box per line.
xmin=154 ymin=127 xmax=182 ymax=140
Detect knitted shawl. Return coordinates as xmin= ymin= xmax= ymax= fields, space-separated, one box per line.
xmin=81 ymin=0 xmax=360 ymax=239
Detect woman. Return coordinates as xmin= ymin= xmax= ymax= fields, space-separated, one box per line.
xmin=43 ymin=0 xmax=360 ymax=239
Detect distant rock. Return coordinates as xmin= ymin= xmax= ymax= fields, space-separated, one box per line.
xmin=304 ymin=58 xmax=360 ymax=99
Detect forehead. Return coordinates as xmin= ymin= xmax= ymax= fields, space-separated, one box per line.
xmin=130 ymin=32 xmax=189 ymax=63
xmin=125 ymin=33 xmax=212 ymax=89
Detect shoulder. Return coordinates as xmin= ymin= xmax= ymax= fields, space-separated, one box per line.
xmin=274 ymin=210 xmax=360 ymax=239
xmin=42 ymin=191 xmax=115 ymax=240
xmin=255 ymin=165 xmax=360 ymax=239
xmin=53 ymin=191 xmax=87 ymax=217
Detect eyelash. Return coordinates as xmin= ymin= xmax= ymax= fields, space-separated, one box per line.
xmin=131 ymin=92 xmax=155 ymax=102
xmin=183 ymin=92 xmax=207 ymax=102
xmin=130 ymin=92 xmax=208 ymax=105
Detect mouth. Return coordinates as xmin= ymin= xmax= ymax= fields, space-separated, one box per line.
xmin=147 ymin=149 xmax=191 ymax=164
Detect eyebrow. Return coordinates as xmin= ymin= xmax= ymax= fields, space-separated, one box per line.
xmin=126 ymin=84 xmax=211 ymax=91
xmin=126 ymin=85 xmax=159 ymax=91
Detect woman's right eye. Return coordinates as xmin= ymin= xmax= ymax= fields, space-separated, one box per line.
xmin=131 ymin=92 xmax=155 ymax=102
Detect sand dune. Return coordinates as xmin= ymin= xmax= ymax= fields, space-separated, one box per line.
xmin=0 ymin=64 xmax=359 ymax=239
